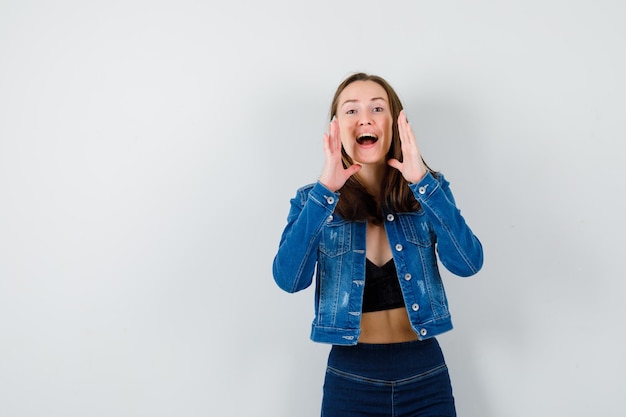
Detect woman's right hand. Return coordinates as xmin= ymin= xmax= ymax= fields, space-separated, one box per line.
xmin=319 ymin=117 xmax=361 ymax=192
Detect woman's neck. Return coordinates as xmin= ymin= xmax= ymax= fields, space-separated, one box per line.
xmin=355 ymin=163 xmax=387 ymax=198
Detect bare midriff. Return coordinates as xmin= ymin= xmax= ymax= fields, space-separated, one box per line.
xmin=358 ymin=307 xmax=418 ymax=343
xmin=361 ymin=222 xmax=419 ymax=344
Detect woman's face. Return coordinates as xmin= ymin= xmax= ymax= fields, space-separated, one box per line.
xmin=336 ymin=80 xmax=393 ymax=167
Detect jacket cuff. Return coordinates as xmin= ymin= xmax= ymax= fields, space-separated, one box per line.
xmin=308 ymin=181 xmax=340 ymax=212
xmin=409 ymin=171 xmax=440 ymax=201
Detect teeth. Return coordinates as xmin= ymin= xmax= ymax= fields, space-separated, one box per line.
xmin=356 ymin=133 xmax=378 ymax=145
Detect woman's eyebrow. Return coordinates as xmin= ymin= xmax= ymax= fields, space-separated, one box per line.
xmin=340 ymin=97 xmax=387 ymax=107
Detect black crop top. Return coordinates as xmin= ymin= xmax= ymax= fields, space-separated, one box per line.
xmin=361 ymin=258 xmax=406 ymax=313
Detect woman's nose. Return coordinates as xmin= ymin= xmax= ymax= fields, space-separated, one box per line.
xmin=359 ymin=115 xmax=372 ymax=125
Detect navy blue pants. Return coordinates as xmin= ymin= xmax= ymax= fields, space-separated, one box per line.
xmin=322 ymin=338 xmax=456 ymax=417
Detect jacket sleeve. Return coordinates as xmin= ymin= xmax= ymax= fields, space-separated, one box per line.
xmin=272 ymin=182 xmax=339 ymax=293
xmin=410 ymin=172 xmax=484 ymax=277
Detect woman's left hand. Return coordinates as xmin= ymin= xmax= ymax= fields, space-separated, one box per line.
xmin=387 ymin=110 xmax=428 ymax=183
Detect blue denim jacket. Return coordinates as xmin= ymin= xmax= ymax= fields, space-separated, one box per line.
xmin=273 ymin=172 xmax=483 ymax=346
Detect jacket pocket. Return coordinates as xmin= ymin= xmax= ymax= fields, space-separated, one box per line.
xmin=319 ymin=219 xmax=352 ymax=257
xmin=398 ymin=212 xmax=434 ymax=247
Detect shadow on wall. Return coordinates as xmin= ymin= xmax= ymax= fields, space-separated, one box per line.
xmin=411 ymin=93 xmax=609 ymax=415
xmin=409 ymin=96 xmax=502 ymax=417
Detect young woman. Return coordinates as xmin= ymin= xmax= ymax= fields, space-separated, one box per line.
xmin=273 ymin=73 xmax=483 ymax=416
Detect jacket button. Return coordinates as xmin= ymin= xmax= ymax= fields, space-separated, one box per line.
xmin=386 ymin=214 xmax=395 ymax=222
xmin=395 ymin=244 xmax=403 ymax=252
xmin=418 ymin=186 xmax=427 ymax=195
xmin=412 ymin=303 xmax=420 ymax=311
xmin=325 ymin=196 xmax=335 ymax=204
xmin=420 ymin=328 xmax=428 ymax=336
xmin=327 ymin=215 xmax=333 ymax=222
xmin=404 ymin=273 xmax=412 ymax=281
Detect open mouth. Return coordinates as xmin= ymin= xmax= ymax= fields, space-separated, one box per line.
xmin=356 ymin=133 xmax=378 ymax=145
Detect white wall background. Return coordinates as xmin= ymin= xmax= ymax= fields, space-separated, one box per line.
xmin=1 ymin=1 xmax=624 ymax=416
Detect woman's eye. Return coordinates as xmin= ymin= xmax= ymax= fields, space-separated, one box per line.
xmin=346 ymin=109 xmax=356 ymax=115
xmin=373 ymin=106 xmax=384 ymax=113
